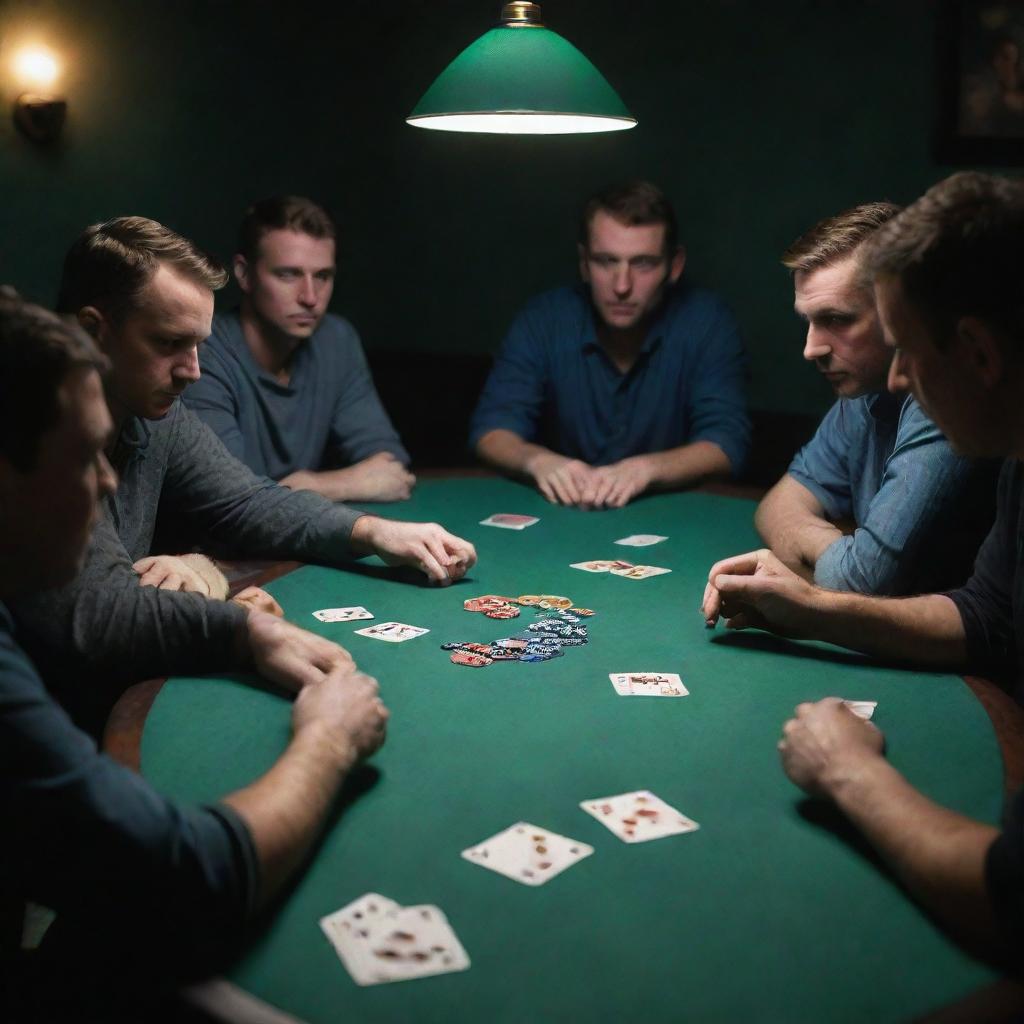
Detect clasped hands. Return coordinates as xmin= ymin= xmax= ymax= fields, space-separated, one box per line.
xmin=528 ymin=452 xmax=654 ymax=509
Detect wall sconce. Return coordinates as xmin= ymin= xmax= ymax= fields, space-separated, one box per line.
xmin=12 ymin=46 xmax=66 ymax=144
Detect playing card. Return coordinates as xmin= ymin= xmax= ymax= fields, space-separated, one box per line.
xmin=319 ymin=892 xmax=400 ymax=984
xmin=313 ymin=606 xmax=373 ymax=623
xmin=461 ymin=822 xmax=593 ymax=886
xmin=609 ymin=564 xmax=672 ymax=580
xmin=570 ymin=559 xmax=634 ymax=573
xmin=843 ymin=699 xmax=878 ymax=720
xmin=321 ymin=896 xmax=470 ymax=986
xmin=614 ymin=535 xmax=668 ymax=547
xmin=609 ymin=672 xmax=688 ymax=697
xmin=479 ymin=513 xmax=539 ymax=530
xmin=354 ymin=621 xmax=429 ymax=643
xmin=580 ymin=790 xmax=700 ymax=843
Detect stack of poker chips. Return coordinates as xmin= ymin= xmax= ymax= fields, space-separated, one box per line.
xmin=444 ymin=595 xmax=595 ymax=667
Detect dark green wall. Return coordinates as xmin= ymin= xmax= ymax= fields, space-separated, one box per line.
xmin=0 ymin=0 xmax=963 ymax=417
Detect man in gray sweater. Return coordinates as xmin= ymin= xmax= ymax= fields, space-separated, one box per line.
xmin=10 ymin=216 xmax=476 ymax=714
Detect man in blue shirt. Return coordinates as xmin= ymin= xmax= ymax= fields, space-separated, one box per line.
xmin=754 ymin=202 xmax=996 ymax=594
xmin=470 ymin=180 xmax=750 ymax=509
xmin=0 ymin=289 xmax=388 ymax=1017
xmin=701 ymin=171 xmax=1024 ymax=965
xmin=185 ymin=195 xmax=414 ymax=503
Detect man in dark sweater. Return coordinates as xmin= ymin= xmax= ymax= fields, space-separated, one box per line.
xmin=703 ymin=172 xmax=1024 ymax=959
xmin=9 ymin=216 xmax=476 ymax=710
xmin=0 ymin=289 xmax=389 ymax=1019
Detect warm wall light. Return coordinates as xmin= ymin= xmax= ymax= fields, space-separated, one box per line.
xmin=11 ymin=44 xmax=66 ymax=144
xmin=407 ymin=2 xmax=636 ymax=135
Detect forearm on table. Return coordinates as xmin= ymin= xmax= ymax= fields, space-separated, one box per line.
xmin=633 ymin=441 xmax=733 ymax=490
xmin=755 ymin=477 xmax=843 ymax=571
xmin=476 ymin=428 xmax=556 ymax=479
xmin=280 ymin=466 xmax=354 ymax=501
xmin=223 ymin=723 xmax=356 ymax=907
xmin=815 ymin=591 xmax=968 ymax=666
xmin=826 ymin=756 xmax=999 ymax=947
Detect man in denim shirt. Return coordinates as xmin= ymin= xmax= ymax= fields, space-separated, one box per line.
xmin=755 ymin=202 xmax=996 ymax=594
xmin=470 ymin=180 xmax=750 ymax=510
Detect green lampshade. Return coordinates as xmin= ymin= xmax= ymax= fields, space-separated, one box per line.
xmin=407 ymin=16 xmax=637 ymax=135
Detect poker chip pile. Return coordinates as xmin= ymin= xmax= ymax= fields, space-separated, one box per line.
xmin=443 ymin=594 xmax=595 ymax=667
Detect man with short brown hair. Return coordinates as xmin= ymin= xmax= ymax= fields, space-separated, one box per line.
xmin=11 ymin=216 xmax=475 ymax=719
xmin=702 ymin=171 xmax=1024 ymax=960
xmin=470 ymin=179 xmax=750 ymax=510
xmin=0 ymin=288 xmax=388 ymax=1017
xmin=753 ymin=202 xmax=996 ymax=594
xmin=185 ymin=196 xmax=414 ymax=503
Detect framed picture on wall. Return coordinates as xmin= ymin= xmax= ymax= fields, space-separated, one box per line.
xmin=934 ymin=0 xmax=1024 ymax=163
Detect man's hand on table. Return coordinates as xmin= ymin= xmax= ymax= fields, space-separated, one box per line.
xmin=350 ymin=516 xmax=477 ymax=586
xmin=292 ymin=665 xmax=389 ymax=771
xmin=243 ymin=610 xmax=356 ymax=691
xmin=526 ymin=451 xmax=654 ymax=509
xmin=702 ymin=548 xmax=824 ymax=637
xmin=133 ymin=553 xmax=230 ymax=600
xmin=778 ymin=698 xmax=885 ymax=798
xmin=231 ymin=586 xmax=285 ymax=617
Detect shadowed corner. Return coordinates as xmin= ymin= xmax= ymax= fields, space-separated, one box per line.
xmin=708 ymin=628 xmax=928 ymax=675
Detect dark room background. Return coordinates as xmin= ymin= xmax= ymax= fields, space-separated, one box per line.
xmin=0 ymin=0 xmax=998 ymax=470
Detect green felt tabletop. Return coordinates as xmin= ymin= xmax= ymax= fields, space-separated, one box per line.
xmin=142 ymin=478 xmax=1003 ymax=1023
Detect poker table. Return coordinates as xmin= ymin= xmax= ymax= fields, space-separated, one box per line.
xmin=107 ymin=476 xmax=1021 ymax=1023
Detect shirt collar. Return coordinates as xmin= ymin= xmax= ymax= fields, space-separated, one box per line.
xmin=227 ymin=308 xmax=304 ymax=392
xmin=865 ymin=389 xmax=905 ymax=423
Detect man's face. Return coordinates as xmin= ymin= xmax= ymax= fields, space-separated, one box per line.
xmin=875 ymin=276 xmax=993 ymax=456
xmin=793 ymin=256 xmax=893 ymax=399
xmin=88 ymin=262 xmax=213 ymax=421
xmin=3 ymin=367 xmax=117 ymax=591
xmin=579 ymin=211 xmax=684 ymax=332
xmin=235 ymin=229 xmax=336 ymax=342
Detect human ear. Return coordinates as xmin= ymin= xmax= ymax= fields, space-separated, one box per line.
xmin=233 ymin=254 xmax=251 ymax=293
xmin=668 ymin=246 xmax=686 ymax=285
xmin=77 ymin=307 xmax=108 ymax=348
xmin=577 ymin=243 xmax=590 ymax=284
xmin=956 ymin=315 xmax=1004 ymax=389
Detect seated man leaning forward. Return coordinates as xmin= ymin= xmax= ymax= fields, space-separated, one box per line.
xmin=470 ymin=180 xmax=750 ymax=510
xmin=703 ymin=172 xmax=1024 ymax=961
xmin=184 ymin=195 xmax=414 ymax=502
xmin=9 ymin=217 xmax=475 ymax=710
xmin=0 ymin=289 xmax=388 ymax=1018
xmin=756 ymin=201 xmax=997 ymax=594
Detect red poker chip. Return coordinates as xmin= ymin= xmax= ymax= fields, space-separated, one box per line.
xmin=485 ymin=607 xmax=520 ymax=619
xmin=450 ymin=651 xmax=493 ymax=667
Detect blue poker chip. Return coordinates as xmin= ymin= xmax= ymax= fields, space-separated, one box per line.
xmin=519 ymin=652 xmax=553 ymax=662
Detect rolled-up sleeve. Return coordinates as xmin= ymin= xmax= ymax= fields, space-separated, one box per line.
xmin=683 ymin=302 xmax=750 ymax=475
xmin=813 ymin=405 xmax=982 ymax=594
xmin=468 ymin=305 xmax=549 ymax=449
xmin=787 ymin=402 xmax=854 ymax=522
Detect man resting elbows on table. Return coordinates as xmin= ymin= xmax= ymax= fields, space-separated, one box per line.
xmin=703 ymin=172 xmax=1024 ymax=962
xmin=470 ymin=180 xmax=750 ymax=509
xmin=0 ymin=290 xmax=389 ymax=1021
xmin=755 ymin=201 xmax=997 ymax=594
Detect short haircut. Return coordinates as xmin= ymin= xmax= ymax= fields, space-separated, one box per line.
xmin=781 ymin=202 xmax=902 ymax=274
xmin=236 ymin=195 xmax=337 ymax=262
xmin=862 ymin=171 xmax=1024 ymax=351
xmin=55 ymin=216 xmax=227 ymax=322
xmin=579 ymin=180 xmax=678 ymax=255
xmin=0 ymin=286 xmax=108 ymax=472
